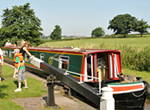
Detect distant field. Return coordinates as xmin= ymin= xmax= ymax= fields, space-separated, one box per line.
xmin=39 ymin=34 xmax=150 ymax=50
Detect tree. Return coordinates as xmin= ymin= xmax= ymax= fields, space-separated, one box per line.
xmin=91 ymin=27 xmax=105 ymax=37
xmin=134 ymin=19 xmax=150 ymax=37
xmin=0 ymin=3 xmax=43 ymax=46
xmin=50 ymin=25 xmax=62 ymax=40
xmin=108 ymin=14 xmax=137 ymax=37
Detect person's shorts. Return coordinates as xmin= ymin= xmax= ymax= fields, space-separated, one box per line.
xmin=18 ymin=68 xmax=26 ymax=82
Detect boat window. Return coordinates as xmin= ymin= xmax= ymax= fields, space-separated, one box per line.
xmin=114 ymin=54 xmax=119 ymax=77
xmin=9 ymin=50 xmax=13 ymax=58
xmin=3 ymin=50 xmax=8 ymax=57
xmin=40 ymin=53 xmax=44 ymax=61
xmin=84 ymin=54 xmax=94 ymax=81
xmin=25 ymin=53 xmax=30 ymax=62
xmin=87 ymin=55 xmax=93 ymax=80
xmin=108 ymin=53 xmax=120 ymax=80
xmin=109 ymin=54 xmax=113 ymax=79
xmin=59 ymin=56 xmax=69 ymax=70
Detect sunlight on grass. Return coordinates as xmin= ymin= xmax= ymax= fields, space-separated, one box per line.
xmin=0 ymin=77 xmax=47 ymax=99
xmin=0 ymin=64 xmax=47 ymax=109
xmin=0 ymin=99 xmax=23 ymax=110
xmin=2 ymin=64 xmax=14 ymax=78
xmin=39 ymin=37 xmax=150 ymax=50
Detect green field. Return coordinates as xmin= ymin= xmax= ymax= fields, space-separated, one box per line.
xmin=39 ymin=35 xmax=150 ymax=50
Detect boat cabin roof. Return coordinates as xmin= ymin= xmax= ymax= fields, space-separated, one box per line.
xmin=2 ymin=46 xmax=120 ymax=55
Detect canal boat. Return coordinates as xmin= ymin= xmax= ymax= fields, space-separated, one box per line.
xmin=2 ymin=46 xmax=150 ymax=110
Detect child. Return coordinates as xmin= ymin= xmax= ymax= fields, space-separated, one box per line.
xmin=13 ymin=49 xmax=28 ymax=92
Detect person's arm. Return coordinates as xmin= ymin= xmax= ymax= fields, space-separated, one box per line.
xmin=13 ymin=67 xmax=17 ymax=77
xmin=23 ymin=47 xmax=33 ymax=57
xmin=16 ymin=60 xmax=20 ymax=73
xmin=0 ymin=49 xmax=3 ymax=65
xmin=1 ymin=55 xmax=3 ymax=66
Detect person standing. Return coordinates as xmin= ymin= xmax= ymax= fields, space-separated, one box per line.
xmin=0 ymin=48 xmax=3 ymax=83
xmin=20 ymin=41 xmax=34 ymax=57
xmin=13 ymin=49 xmax=28 ymax=92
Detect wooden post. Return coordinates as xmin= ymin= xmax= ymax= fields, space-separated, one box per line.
xmin=46 ymin=75 xmax=56 ymax=106
xmin=46 ymin=75 xmax=60 ymax=109
xmin=47 ymin=81 xmax=55 ymax=106
xmin=100 ymin=87 xmax=114 ymax=110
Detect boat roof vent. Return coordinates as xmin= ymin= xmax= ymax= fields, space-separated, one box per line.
xmin=64 ymin=46 xmax=73 ymax=49
xmin=73 ymin=47 xmax=80 ymax=51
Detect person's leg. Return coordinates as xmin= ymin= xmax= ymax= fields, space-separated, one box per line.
xmin=14 ymin=81 xmax=22 ymax=92
xmin=14 ymin=69 xmax=22 ymax=92
xmin=18 ymin=81 xmax=21 ymax=89
xmin=24 ymin=79 xmax=28 ymax=88
xmin=22 ymin=68 xmax=28 ymax=88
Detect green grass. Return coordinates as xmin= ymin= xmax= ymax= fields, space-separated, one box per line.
xmin=39 ymin=34 xmax=150 ymax=50
xmin=0 ymin=77 xmax=47 ymax=99
xmin=0 ymin=99 xmax=23 ymax=110
xmin=122 ymin=68 xmax=150 ymax=83
xmin=2 ymin=64 xmax=14 ymax=78
xmin=0 ymin=64 xmax=47 ymax=110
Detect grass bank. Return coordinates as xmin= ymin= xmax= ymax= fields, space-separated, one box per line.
xmin=0 ymin=64 xmax=47 ymax=110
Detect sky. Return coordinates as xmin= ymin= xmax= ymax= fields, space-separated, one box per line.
xmin=0 ymin=0 xmax=150 ymax=37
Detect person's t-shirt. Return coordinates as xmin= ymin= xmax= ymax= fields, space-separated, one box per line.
xmin=15 ymin=57 xmax=25 ymax=70
xmin=20 ymin=47 xmax=26 ymax=56
xmin=0 ymin=48 xmax=3 ymax=63
xmin=5 ymin=42 xmax=12 ymax=46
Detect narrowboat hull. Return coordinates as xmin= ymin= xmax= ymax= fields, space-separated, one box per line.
xmin=107 ymin=81 xmax=148 ymax=110
xmin=114 ymin=90 xmax=147 ymax=110
xmin=81 ymin=81 xmax=148 ymax=110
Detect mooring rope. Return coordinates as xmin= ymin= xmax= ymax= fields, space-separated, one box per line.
xmin=132 ymin=89 xmax=146 ymax=97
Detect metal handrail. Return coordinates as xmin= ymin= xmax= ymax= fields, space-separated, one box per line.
xmin=52 ymin=57 xmax=102 ymax=94
xmin=65 ymin=70 xmax=101 ymax=95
